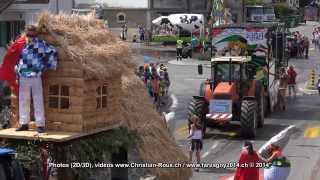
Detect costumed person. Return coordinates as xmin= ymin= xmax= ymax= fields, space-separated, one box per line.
xmin=263 ymin=144 xmax=291 ymax=180
xmin=15 ymin=25 xmax=58 ymax=133
xmin=258 ymin=126 xmax=296 ymax=180
xmin=0 ymin=36 xmax=27 ymax=95
xmin=234 ymin=141 xmax=265 ymax=180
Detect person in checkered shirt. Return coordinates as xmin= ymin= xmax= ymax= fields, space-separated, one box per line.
xmin=15 ymin=25 xmax=58 ymax=133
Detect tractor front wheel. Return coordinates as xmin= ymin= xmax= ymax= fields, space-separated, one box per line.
xmin=187 ymin=97 xmax=207 ymax=137
xmin=240 ymin=100 xmax=257 ymax=138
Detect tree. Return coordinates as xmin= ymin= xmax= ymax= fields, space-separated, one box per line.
xmin=244 ymin=0 xmax=264 ymax=5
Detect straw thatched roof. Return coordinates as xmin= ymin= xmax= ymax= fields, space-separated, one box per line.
xmin=37 ymin=13 xmax=135 ymax=80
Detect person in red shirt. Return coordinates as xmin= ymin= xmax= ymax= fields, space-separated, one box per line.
xmin=287 ymin=65 xmax=297 ymax=99
xmin=234 ymin=141 xmax=266 ymax=180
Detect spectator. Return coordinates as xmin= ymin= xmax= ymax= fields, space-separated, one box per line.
xmin=151 ymin=68 xmax=160 ymax=104
xmin=287 ymin=65 xmax=297 ymax=99
xmin=187 ymin=115 xmax=203 ymax=172
xmin=303 ymin=36 xmax=309 ymax=59
xmin=139 ymin=26 xmax=145 ymax=42
xmin=278 ymin=67 xmax=288 ymax=110
xmin=317 ymin=75 xmax=320 ymax=95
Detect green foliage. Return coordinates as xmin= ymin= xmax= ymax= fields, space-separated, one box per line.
xmin=152 ymin=35 xmax=209 ymax=44
xmin=152 ymin=36 xmax=191 ymax=43
xmin=244 ymin=0 xmax=264 ymax=5
xmin=5 ymin=128 xmax=141 ymax=179
xmin=274 ymin=3 xmax=295 ymax=17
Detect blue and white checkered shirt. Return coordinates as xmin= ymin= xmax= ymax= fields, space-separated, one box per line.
xmin=16 ymin=37 xmax=58 ymax=78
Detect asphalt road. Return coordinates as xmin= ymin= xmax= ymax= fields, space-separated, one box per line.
xmin=131 ymin=22 xmax=320 ymax=180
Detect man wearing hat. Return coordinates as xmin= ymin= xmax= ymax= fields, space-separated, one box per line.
xmin=15 ymin=25 xmax=58 ymax=133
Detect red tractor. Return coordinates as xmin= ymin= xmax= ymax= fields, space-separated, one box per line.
xmin=188 ymin=56 xmax=266 ymax=138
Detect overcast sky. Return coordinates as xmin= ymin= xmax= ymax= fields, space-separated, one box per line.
xmin=74 ymin=0 xmax=148 ymax=8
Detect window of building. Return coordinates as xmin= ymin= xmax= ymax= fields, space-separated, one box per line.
xmin=96 ymin=85 xmax=108 ymax=109
xmin=117 ymin=13 xmax=126 ymax=23
xmin=49 ymin=85 xmax=70 ymax=109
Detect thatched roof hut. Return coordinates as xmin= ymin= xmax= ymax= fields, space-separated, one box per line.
xmin=10 ymin=13 xmax=191 ymax=180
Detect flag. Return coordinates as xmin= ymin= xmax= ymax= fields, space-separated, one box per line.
xmin=0 ymin=36 xmax=26 ymax=95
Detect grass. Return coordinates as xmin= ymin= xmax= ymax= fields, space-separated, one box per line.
xmin=152 ymin=35 xmax=209 ymax=44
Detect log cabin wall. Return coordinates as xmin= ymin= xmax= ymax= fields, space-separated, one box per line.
xmin=83 ymin=75 xmax=122 ymax=132
xmin=42 ymin=54 xmax=85 ymax=132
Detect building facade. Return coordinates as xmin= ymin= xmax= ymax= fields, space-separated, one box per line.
xmin=0 ymin=0 xmax=73 ymax=59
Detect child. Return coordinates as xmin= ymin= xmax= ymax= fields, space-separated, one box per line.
xmin=187 ymin=115 xmax=203 ymax=172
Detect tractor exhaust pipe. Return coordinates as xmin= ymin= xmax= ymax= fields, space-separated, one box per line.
xmin=229 ymin=57 xmax=232 ymax=85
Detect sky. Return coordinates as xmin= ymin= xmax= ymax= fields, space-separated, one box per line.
xmin=74 ymin=0 xmax=148 ymax=8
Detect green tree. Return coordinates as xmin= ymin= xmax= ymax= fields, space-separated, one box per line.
xmin=274 ymin=3 xmax=295 ymax=17
xmin=244 ymin=0 xmax=264 ymax=5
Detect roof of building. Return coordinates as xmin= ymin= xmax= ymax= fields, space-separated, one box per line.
xmin=37 ymin=13 xmax=135 ymax=80
xmin=0 ymin=0 xmax=15 ymax=14
xmin=211 ymin=56 xmax=251 ymax=62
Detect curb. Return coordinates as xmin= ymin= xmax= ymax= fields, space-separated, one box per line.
xmin=168 ymin=60 xmax=211 ymax=67
xmin=300 ymin=88 xmax=318 ymax=95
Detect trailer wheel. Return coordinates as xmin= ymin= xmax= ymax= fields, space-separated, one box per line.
xmin=187 ymin=97 xmax=207 ymax=137
xmin=240 ymin=100 xmax=257 ymax=138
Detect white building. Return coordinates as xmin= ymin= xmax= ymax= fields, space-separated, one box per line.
xmin=0 ymin=0 xmax=73 ymax=59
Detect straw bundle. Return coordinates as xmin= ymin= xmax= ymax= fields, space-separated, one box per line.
xmin=119 ymin=72 xmax=192 ymax=180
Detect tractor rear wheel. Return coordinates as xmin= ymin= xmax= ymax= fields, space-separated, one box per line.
xmin=240 ymin=100 xmax=257 ymax=138
xmin=187 ymin=97 xmax=207 ymax=137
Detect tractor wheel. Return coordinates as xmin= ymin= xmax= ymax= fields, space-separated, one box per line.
xmin=240 ymin=100 xmax=257 ymax=138
xmin=256 ymin=84 xmax=265 ymax=128
xmin=187 ymin=97 xmax=207 ymax=137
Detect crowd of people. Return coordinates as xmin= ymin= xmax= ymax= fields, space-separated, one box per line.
xmin=137 ymin=63 xmax=171 ymax=109
xmin=278 ymin=65 xmax=298 ymax=111
xmin=288 ymin=31 xmax=309 ymax=59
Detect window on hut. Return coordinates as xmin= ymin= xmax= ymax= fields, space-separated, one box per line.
xmin=49 ymin=85 xmax=70 ymax=109
xmin=96 ymin=85 xmax=108 ymax=109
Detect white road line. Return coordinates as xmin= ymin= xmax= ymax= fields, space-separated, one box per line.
xmin=201 ymin=141 xmax=219 ymax=159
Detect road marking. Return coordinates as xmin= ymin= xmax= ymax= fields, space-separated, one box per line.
xmin=201 ymin=141 xmax=219 ymax=158
xmin=170 ymin=94 xmax=178 ymax=109
xmin=175 ymin=126 xmax=189 ymax=137
xmin=304 ymin=127 xmax=320 ymax=138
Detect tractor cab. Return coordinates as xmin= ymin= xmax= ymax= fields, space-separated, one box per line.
xmin=211 ymin=56 xmax=251 ymax=86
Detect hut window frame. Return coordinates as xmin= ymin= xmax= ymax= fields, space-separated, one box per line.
xmin=96 ymin=84 xmax=108 ymax=109
xmin=48 ymin=85 xmax=70 ymax=110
